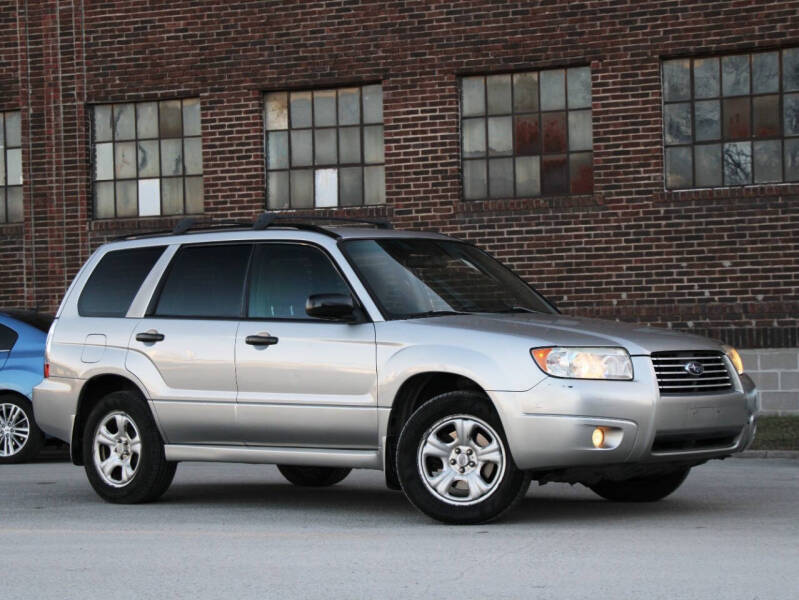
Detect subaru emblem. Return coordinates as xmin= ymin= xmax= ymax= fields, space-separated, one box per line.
xmin=684 ymin=361 xmax=704 ymax=376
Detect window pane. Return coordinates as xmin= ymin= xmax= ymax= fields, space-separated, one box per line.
xmin=785 ymin=138 xmax=799 ymax=181
xmin=723 ymin=97 xmax=751 ymax=139
xmin=363 ymin=85 xmax=383 ymax=124
xmin=752 ymin=52 xmax=779 ymax=94
xmin=515 ymin=156 xmax=540 ymax=196
xmin=114 ymin=142 xmax=137 ymax=179
xmin=113 ymin=103 xmax=135 ymax=140
xmin=463 ymin=159 xmax=487 ymax=199
xmin=115 ymin=180 xmax=137 ymax=217
xmin=513 ymin=72 xmax=538 ymax=112
xmin=514 ymin=115 xmax=540 ymax=155
xmin=693 ymin=58 xmax=720 ymax=99
xmin=138 ymin=178 xmax=160 ymax=216
xmin=462 ymin=76 xmax=485 ymax=117
xmin=266 ymin=92 xmax=288 ymax=130
xmin=753 ymin=140 xmax=782 ymax=183
xmin=267 ymin=170 xmax=289 ymax=209
xmin=694 ymin=144 xmax=721 ymax=187
xmin=136 ymin=102 xmax=159 ymax=139
xmin=0 ymin=152 xmax=4 ymax=186
xmin=753 ymin=95 xmax=780 ymax=138
xmin=94 ymin=105 xmax=113 ymax=142
xmin=94 ymin=181 xmax=115 ymax=218
xmin=313 ymin=89 xmax=337 ymax=127
xmin=783 ymin=93 xmax=799 ymax=136
xmin=363 ymin=125 xmax=384 ymax=164
xmin=488 ymin=158 xmax=513 ymax=198
xmin=159 ymin=100 xmax=183 ymax=138
xmin=290 ymin=91 xmax=312 ymax=128
xmin=161 ymin=177 xmax=184 ymax=215
xmin=314 ymin=128 xmax=337 ymax=165
xmin=185 ymin=176 xmax=204 ymax=214
xmin=723 ymin=141 xmax=752 ymax=185
xmin=95 ymin=143 xmax=113 ymax=180
xmin=339 ymin=126 xmax=361 ymax=163
xmin=487 ymin=116 xmax=512 ymax=156
xmin=541 ymin=154 xmax=568 ymax=194
xmin=463 ymin=117 xmax=486 ymax=158
xmin=290 ymin=169 xmax=313 ymax=208
xmin=5 ymin=111 xmax=20 ymax=146
xmin=364 ymin=165 xmax=385 ymax=205
xmin=542 ymin=112 xmax=567 ymax=153
xmin=486 ymin=74 xmax=512 ymax=115
xmin=160 ymin=139 xmax=183 ymax=176
xmin=0 ymin=114 xmax=4 ymax=147
xmin=6 ymin=148 xmax=22 ymax=185
xmin=569 ymin=152 xmax=593 ymax=194
xmin=664 ymin=103 xmax=692 ymax=145
xmin=79 ymin=246 xmax=166 ymax=317
xmin=137 ymin=140 xmax=160 ymax=178
xmin=722 ymin=55 xmax=750 ymax=96
xmin=568 ymin=109 xmax=592 ymax=151
xmin=267 ymin=131 xmax=289 ymax=170
xmin=694 ymin=100 xmax=721 ymax=141
xmin=182 ymin=98 xmax=201 ymax=137
xmin=540 ymin=69 xmax=565 ymax=110
xmin=290 ymin=129 xmax=312 ymax=167
xmin=567 ymin=66 xmax=591 ymax=109
xmin=315 ymin=168 xmax=338 ymax=207
xmin=338 ymin=87 xmax=361 ymax=126
xmin=6 ymin=187 xmax=23 ymax=223
xmin=155 ymin=244 xmax=251 ymax=318
xmin=0 ymin=189 xmax=5 ymax=223
xmin=783 ymin=48 xmax=799 ymax=92
xmin=665 ymin=146 xmax=692 ymax=189
xmin=339 ymin=166 xmax=363 ymax=206
xmin=663 ymin=59 xmax=691 ymax=101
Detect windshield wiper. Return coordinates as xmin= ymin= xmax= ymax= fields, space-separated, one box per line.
xmin=403 ymin=309 xmax=472 ymax=319
xmin=490 ymin=306 xmax=543 ymax=314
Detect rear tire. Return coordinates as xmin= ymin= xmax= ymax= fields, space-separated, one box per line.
xmin=588 ymin=467 xmax=691 ymax=502
xmin=82 ymin=390 xmax=176 ymax=503
xmin=277 ymin=465 xmax=351 ymax=487
xmin=0 ymin=394 xmax=45 ymax=464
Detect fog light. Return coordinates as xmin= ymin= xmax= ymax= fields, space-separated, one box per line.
xmin=592 ymin=427 xmax=605 ymax=448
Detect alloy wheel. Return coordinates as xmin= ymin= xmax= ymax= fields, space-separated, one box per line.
xmin=0 ymin=402 xmax=30 ymax=458
xmin=92 ymin=411 xmax=142 ymax=488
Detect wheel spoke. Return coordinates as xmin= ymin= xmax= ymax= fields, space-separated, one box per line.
xmin=121 ymin=461 xmax=136 ymax=482
xmin=476 ymin=440 xmax=502 ymax=465
xmin=421 ymin=436 xmax=451 ymax=459
xmin=96 ymin=426 xmax=116 ymax=447
xmin=453 ymin=418 xmax=475 ymax=445
xmin=466 ymin=472 xmax=490 ymax=500
xmin=432 ymin=470 xmax=457 ymax=496
xmin=114 ymin=414 xmax=127 ymax=436
xmin=100 ymin=455 xmax=121 ymax=479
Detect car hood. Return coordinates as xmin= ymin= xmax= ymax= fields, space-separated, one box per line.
xmin=409 ymin=312 xmax=724 ymax=355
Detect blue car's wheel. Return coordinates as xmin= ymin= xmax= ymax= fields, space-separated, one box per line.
xmin=0 ymin=394 xmax=45 ymax=464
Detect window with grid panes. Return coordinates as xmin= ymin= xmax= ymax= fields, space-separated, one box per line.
xmin=460 ymin=67 xmax=593 ymax=199
xmin=92 ymin=99 xmax=203 ymax=218
xmin=265 ymin=85 xmax=385 ymax=209
xmin=0 ymin=111 xmax=23 ymax=224
xmin=663 ymin=48 xmax=799 ymax=188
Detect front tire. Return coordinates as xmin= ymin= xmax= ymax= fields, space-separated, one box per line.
xmin=277 ymin=465 xmax=351 ymax=487
xmin=396 ymin=391 xmax=529 ymax=524
xmin=82 ymin=390 xmax=176 ymax=503
xmin=0 ymin=394 xmax=45 ymax=464
xmin=588 ymin=467 xmax=691 ymax=502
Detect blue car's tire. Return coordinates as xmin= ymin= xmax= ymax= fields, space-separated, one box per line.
xmin=0 ymin=394 xmax=45 ymax=464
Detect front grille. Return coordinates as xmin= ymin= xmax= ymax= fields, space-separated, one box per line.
xmin=652 ymin=428 xmax=742 ymax=452
xmin=651 ymin=350 xmax=733 ymax=394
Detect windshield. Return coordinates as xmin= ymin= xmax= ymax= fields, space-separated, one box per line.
xmin=341 ymin=238 xmax=557 ymax=319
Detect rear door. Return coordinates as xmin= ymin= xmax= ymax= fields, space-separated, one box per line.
xmin=127 ymin=243 xmax=252 ymax=445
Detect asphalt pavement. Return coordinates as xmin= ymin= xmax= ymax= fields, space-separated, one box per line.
xmin=1 ymin=452 xmax=797 ymax=599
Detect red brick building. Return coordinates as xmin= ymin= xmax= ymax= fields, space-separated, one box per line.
xmin=1 ymin=1 xmax=797 ymax=411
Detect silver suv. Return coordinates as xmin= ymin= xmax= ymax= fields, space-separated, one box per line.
xmin=33 ymin=216 xmax=759 ymax=524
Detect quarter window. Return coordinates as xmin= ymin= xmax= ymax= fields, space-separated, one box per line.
xmin=91 ymin=99 xmax=203 ymax=218
xmin=265 ymin=85 xmax=385 ymax=208
xmin=0 ymin=110 xmax=23 ymax=224
xmin=663 ymin=49 xmax=799 ymax=188
xmin=460 ymin=67 xmax=593 ymax=199
xmin=0 ymin=324 xmax=18 ymax=352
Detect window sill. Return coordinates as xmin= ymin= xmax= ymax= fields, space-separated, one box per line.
xmin=456 ymin=194 xmax=603 ymax=214
xmin=655 ymin=183 xmax=799 ymax=202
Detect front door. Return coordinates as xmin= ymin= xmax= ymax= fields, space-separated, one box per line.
xmin=235 ymin=242 xmax=377 ymax=449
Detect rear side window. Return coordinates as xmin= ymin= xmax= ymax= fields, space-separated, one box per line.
xmin=78 ymin=246 xmax=166 ymax=317
xmin=0 ymin=324 xmax=18 ymax=352
xmin=154 ymin=244 xmax=251 ymax=318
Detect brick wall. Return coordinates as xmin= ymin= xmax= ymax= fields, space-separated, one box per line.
xmin=1 ymin=1 xmax=798 ymax=408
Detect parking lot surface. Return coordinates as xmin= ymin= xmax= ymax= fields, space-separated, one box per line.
xmin=1 ymin=453 xmax=797 ymax=599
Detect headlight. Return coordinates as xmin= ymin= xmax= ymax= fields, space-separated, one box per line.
xmin=722 ymin=344 xmax=744 ymax=375
xmin=531 ymin=347 xmax=633 ymax=380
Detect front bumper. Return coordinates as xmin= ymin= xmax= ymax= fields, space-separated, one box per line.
xmin=490 ymin=356 xmax=759 ymax=471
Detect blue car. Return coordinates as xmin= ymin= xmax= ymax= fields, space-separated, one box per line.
xmin=0 ymin=310 xmax=52 ymax=463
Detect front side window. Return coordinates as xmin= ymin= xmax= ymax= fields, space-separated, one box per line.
xmin=0 ymin=324 xmax=19 ymax=352
xmin=460 ymin=67 xmax=593 ymax=199
xmin=265 ymin=84 xmax=385 ymax=209
xmin=92 ymin=99 xmax=203 ymax=218
xmin=248 ymin=243 xmax=351 ymax=319
xmin=663 ymin=48 xmax=799 ymax=188
xmin=0 ymin=110 xmax=23 ymax=223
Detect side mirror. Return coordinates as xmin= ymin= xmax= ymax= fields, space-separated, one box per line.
xmin=306 ymin=293 xmax=358 ymax=321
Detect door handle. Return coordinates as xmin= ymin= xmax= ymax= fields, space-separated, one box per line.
xmin=136 ymin=330 xmax=165 ymax=343
xmin=245 ymin=334 xmax=279 ymax=347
